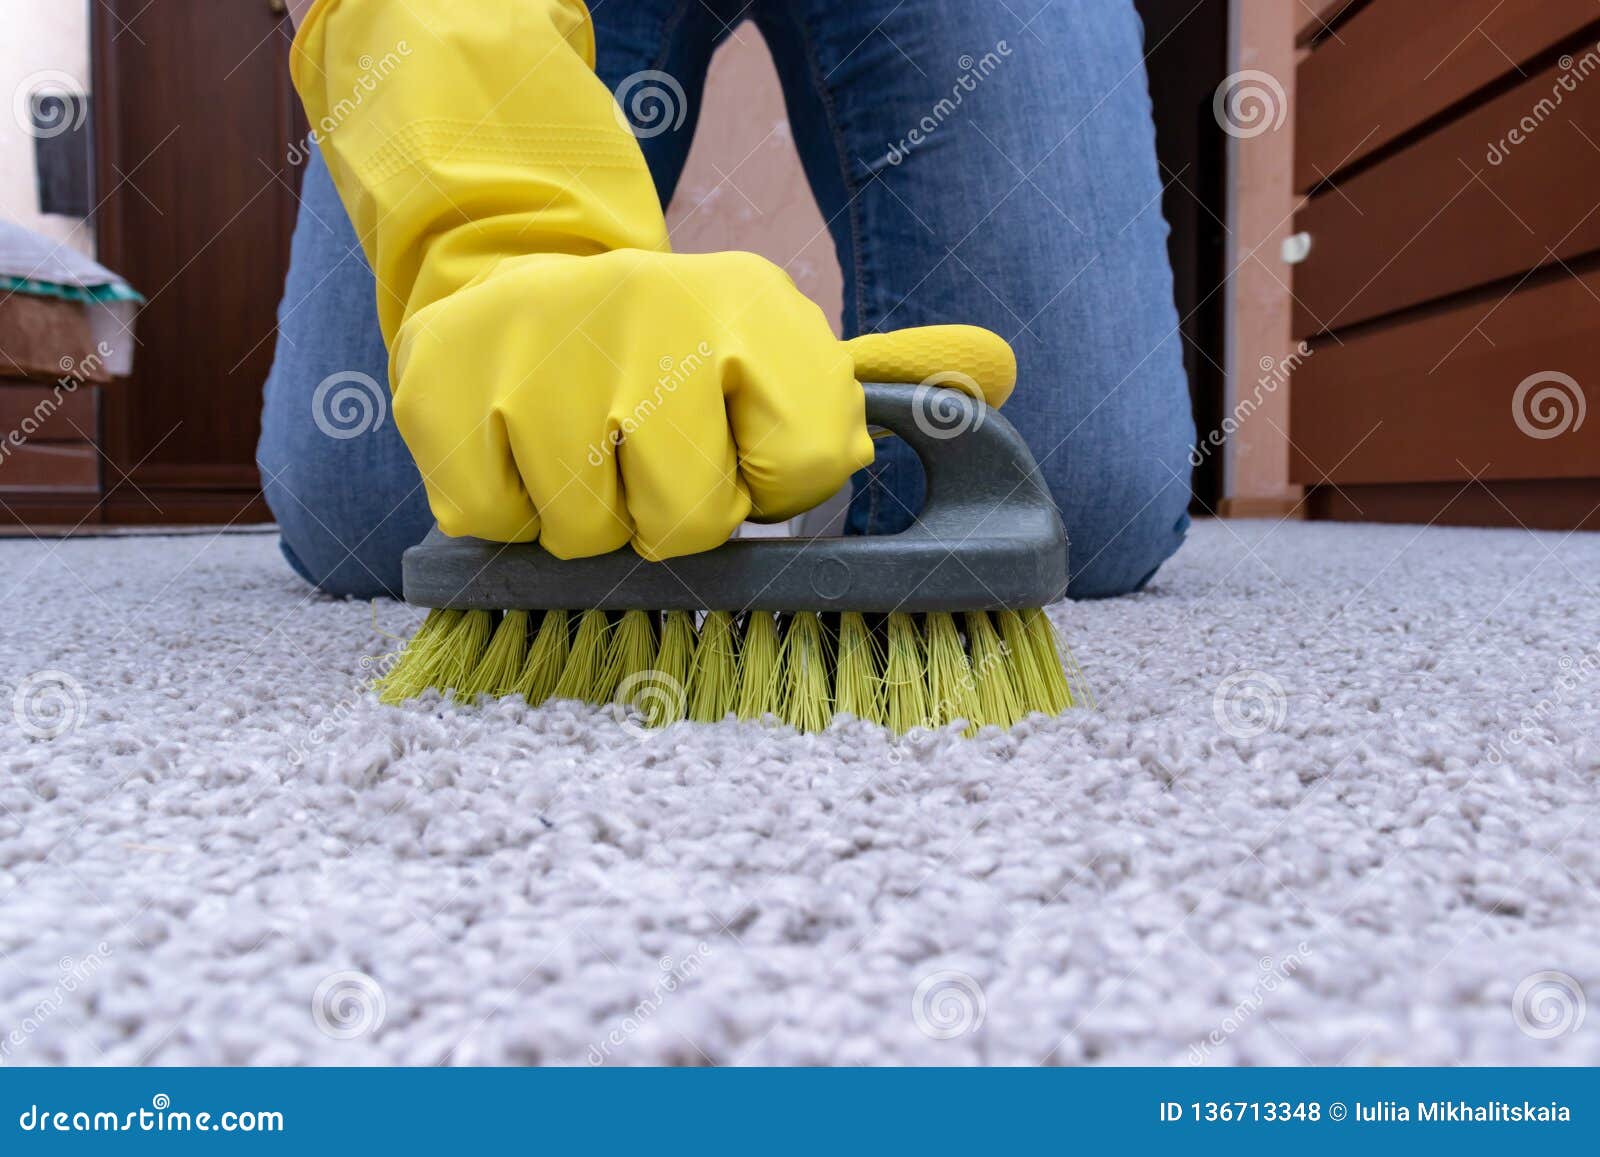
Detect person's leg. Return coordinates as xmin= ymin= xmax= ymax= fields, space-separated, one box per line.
xmin=257 ymin=148 xmax=427 ymax=599
xmin=755 ymin=0 xmax=1194 ymax=598
xmin=257 ymin=0 xmax=726 ymax=597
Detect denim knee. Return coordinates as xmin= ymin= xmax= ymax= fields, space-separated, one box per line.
xmin=1063 ymin=455 xmax=1192 ymax=600
xmin=258 ymin=436 xmax=424 ymax=601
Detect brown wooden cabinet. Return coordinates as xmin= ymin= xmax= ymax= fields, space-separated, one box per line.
xmin=91 ymin=0 xmax=306 ymax=524
xmin=1290 ymin=0 xmax=1600 ymax=530
xmin=0 ymin=295 xmax=111 ymax=526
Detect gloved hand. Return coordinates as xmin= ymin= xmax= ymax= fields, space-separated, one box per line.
xmin=292 ymin=0 xmax=1015 ymax=559
xmin=393 ymin=249 xmax=1015 ymax=557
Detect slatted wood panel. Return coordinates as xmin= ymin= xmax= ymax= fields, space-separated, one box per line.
xmin=1307 ymin=479 xmax=1600 ymax=530
xmin=1291 ymin=271 xmax=1600 ymax=486
xmin=0 ymin=495 xmax=103 ymax=527
xmin=0 ymin=383 xmax=97 ymax=440
xmin=1296 ymin=0 xmax=1600 ymax=190
xmin=1296 ymin=0 xmax=1367 ymax=46
xmin=1292 ymin=53 xmax=1600 ymax=337
xmin=0 ymin=442 xmax=98 ymax=490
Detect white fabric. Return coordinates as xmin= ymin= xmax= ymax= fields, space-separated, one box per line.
xmin=1 ymin=519 xmax=1596 ymax=1065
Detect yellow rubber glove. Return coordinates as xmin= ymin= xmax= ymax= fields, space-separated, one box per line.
xmin=292 ymin=0 xmax=1016 ymax=560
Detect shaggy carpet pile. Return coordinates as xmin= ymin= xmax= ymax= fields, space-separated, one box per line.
xmin=1 ymin=519 xmax=1596 ymax=1065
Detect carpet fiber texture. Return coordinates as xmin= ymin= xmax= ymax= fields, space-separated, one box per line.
xmin=1 ymin=519 xmax=1597 ymax=1065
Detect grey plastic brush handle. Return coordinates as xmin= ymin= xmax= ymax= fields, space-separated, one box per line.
xmin=401 ymin=382 xmax=1068 ymax=612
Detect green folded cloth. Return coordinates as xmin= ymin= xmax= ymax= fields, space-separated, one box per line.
xmin=0 ymin=274 xmax=144 ymax=305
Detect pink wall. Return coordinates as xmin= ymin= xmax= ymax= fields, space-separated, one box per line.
xmin=664 ymin=25 xmax=845 ymax=336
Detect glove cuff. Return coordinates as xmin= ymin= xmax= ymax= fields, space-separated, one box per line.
xmin=290 ymin=0 xmax=668 ymax=346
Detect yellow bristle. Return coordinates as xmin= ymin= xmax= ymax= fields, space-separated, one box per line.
xmin=456 ymin=609 xmax=530 ymax=699
xmin=924 ymin=611 xmax=979 ymax=736
xmin=642 ymin=610 xmax=695 ymax=726
xmin=1021 ymin=607 xmax=1084 ymax=711
xmin=833 ymin=611 xmax=884 ymax=725
xmin=431 ymin=609 xmax=493 ymax=698
xmin=965 ymin=610 xmax=1021 ymax=729
xmin=735 ymin=612 xmax=780 ymax=720
xmin=688 ymin=610 xmax=739 ymax=722
xmin=883 ymin=612 xmax=930 ymax=734
xmin=607 ymin=609 xmax=659 ymax=709
xmin=376 ymin=608 xmax=462 ymax=705
xmin=996 ymin=609 xmax=1061 ymax=717
xmin=553 ymin=609 xmax=610 ymax=702
xmin=777 ymin=612 xmax=832 ymax=732
xmin=514 ymin=609 xmax=570 ymax=706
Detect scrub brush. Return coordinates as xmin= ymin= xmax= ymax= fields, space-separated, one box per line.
xmin=375 ymin=382 xmax=1089 ymax=734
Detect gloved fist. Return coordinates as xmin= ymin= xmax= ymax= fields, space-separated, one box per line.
xmin=391 ymin=248 xmax=1015 ymax=561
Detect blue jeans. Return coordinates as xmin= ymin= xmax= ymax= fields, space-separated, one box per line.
xmin=258 ymin=0 xmax=1193 ymax=600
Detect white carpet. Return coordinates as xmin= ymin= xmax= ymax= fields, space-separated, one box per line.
xmin=1 ymin=518 xmax=1597 ymax=1066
